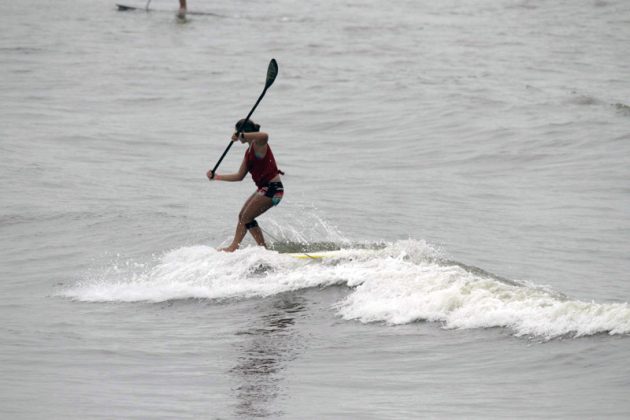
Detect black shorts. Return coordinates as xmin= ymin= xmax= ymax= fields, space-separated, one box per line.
xmin=257 ymin=181 xmax=284 ymax=206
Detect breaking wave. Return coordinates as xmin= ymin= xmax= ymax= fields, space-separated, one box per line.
xmin=59 ymin=240 xmax=630 ymax=339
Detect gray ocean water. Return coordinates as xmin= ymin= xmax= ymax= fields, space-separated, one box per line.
xmin=2 ymin=0 xmax=630 ymax=417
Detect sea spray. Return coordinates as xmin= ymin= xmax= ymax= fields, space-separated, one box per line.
xmin=60 ymin=240 xmax=630 ymax=339
xmin=335 ymin=250 xmax=630 ymax=339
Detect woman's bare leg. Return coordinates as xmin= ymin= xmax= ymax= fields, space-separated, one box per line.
xmin=247 ymin=224 xmax=266 ymax=246
xmin=219 ymin=193 xmax=256 ymax=252
xmin=176 ymin=0 xmax=187 ymax=19
xmin=221 ymin=193 xmax=273 ymax=252
xmin=240 ymin=194 xmax=274 ymax=247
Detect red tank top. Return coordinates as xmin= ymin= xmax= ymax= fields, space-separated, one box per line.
xmin=245 ymin=144 xmax=280 ymax=188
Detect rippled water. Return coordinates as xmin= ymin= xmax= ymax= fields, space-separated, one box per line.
xmin=1 ymin=0 xmax=630 ymax=417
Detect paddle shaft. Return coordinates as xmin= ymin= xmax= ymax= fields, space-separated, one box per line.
xmin=209 ymin=85 xmax=270 ymax=178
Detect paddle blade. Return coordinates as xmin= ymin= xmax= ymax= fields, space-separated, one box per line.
xmin=265 ymin=59 xmax=278 ymax=89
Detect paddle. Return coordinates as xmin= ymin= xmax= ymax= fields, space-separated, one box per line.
xmin=209 ymin=59 xmax=279 ymax=179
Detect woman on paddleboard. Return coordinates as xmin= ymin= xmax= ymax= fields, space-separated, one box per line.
xmin=207 ymin=119 xmax=284 ymax=252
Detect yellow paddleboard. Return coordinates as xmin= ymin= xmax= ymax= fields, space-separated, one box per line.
xmin=285 ymin=251 xmax=344 ymax=260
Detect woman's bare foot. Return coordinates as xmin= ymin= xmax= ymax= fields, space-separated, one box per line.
xmin=218 ymin=246 xmax=238 ymax=252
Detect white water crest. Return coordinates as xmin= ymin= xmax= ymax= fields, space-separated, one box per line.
xmin=336 ymin=254 xmax=630 ymax=339
xmin=60 ymin=240 xmax=630 ymax=339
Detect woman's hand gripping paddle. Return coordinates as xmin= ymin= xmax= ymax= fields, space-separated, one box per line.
xmin=209 ymin=59 xmax=279 ymax=179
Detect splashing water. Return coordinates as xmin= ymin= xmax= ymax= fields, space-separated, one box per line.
xmin=59 ymin=240 xmax=630 ymax=339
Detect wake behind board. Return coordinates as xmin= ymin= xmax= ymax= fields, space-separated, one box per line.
xmin=116 ymin=4 xmax=222 ymax=16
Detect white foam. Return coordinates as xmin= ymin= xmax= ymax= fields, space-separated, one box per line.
xmin=336 ymin=255 xmax=630 ymax=339
xmin=60 ymin=240 xmax=630 ymax=339
xmin=61 ymin=245 xmax=349 ymax=303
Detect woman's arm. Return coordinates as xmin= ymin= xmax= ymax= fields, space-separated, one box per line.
xmin=232 ymin=131 xmax=269 ymax=147
xmin=238 ymin=132 xmax=269 ymax=157
xmin=207 ymin=156 xmax=248 ymax=182
xmin=244 ymin=131 xmax=268 ymax=146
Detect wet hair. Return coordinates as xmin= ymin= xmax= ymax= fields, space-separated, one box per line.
xmin=235 ymin=119 xmax=260 ymax=133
